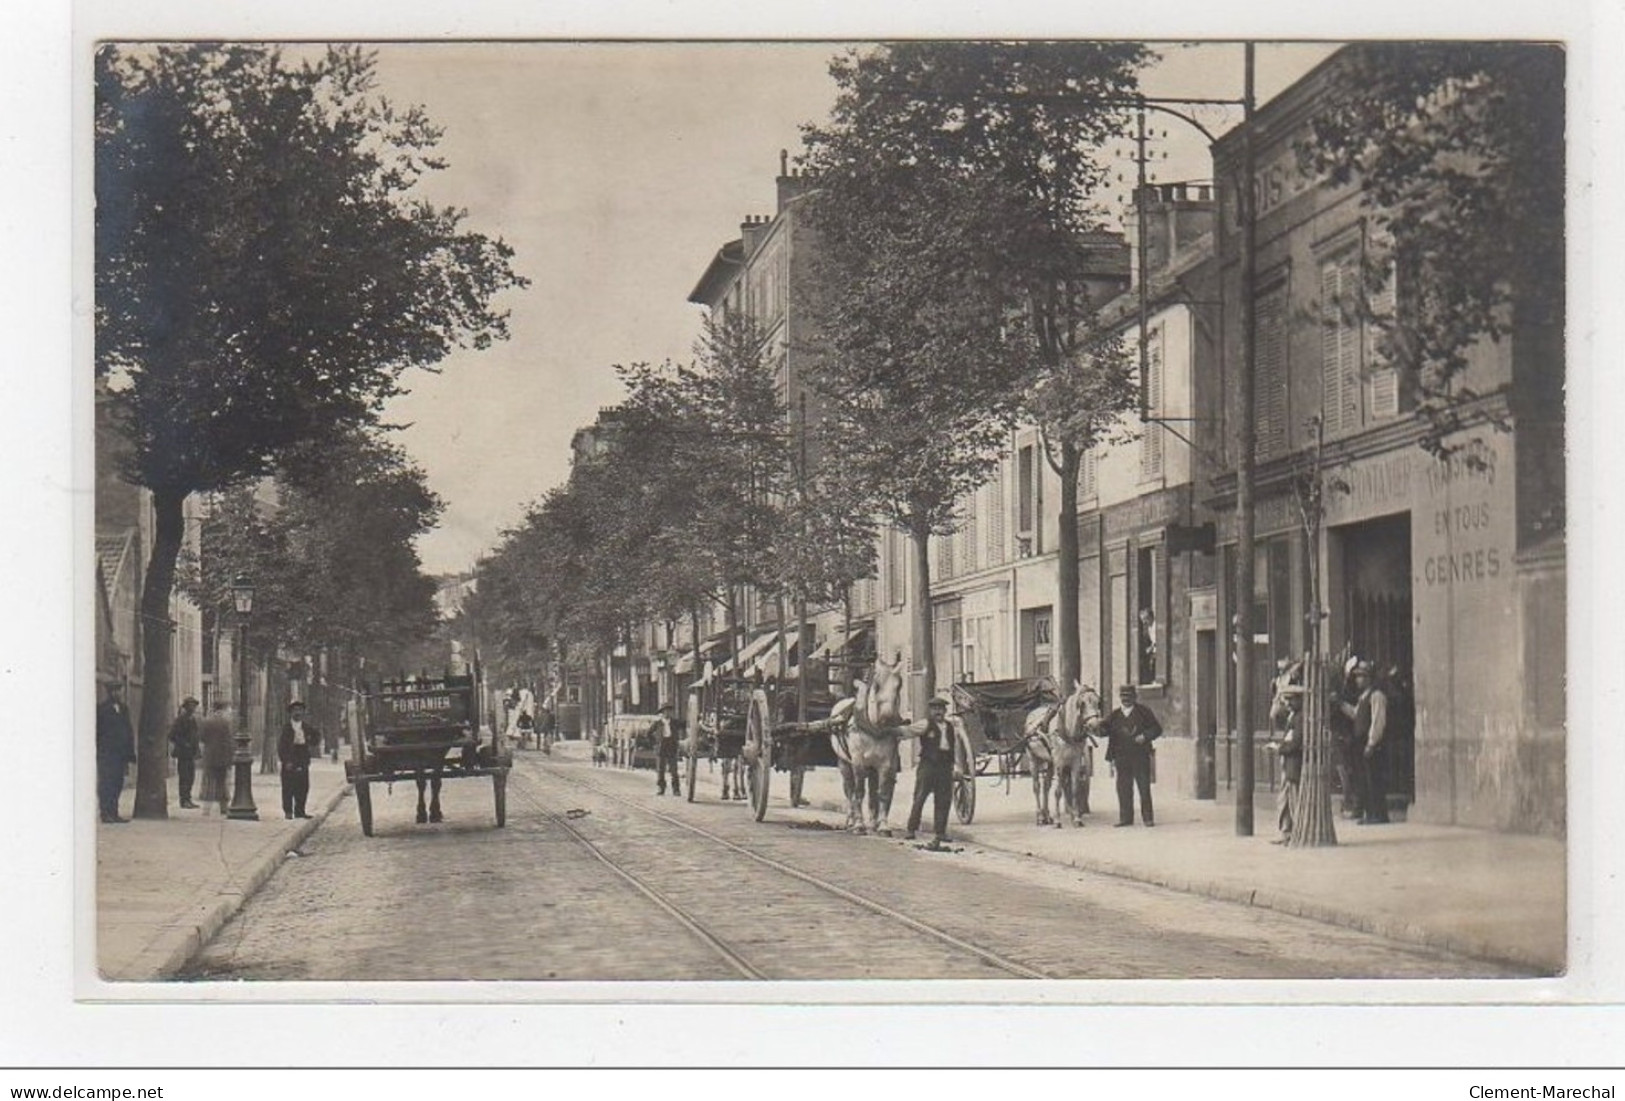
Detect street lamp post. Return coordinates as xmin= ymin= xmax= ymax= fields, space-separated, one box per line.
xmin=227 ymin=575 xmax=260 ymax=820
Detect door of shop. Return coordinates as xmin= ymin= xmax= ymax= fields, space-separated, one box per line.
xmin=1334 ymin=512 xmax=1416 ymax=805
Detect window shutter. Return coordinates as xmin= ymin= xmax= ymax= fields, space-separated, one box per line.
xmin=1081 ymin=446 xmax=1098 ymax=501
xmin=1255 ymin=284 xmax=1288 ymax=458
xmin=963 ymin=496 xmax=980 ymax=574
xmin=1141 ymin=327 xmax=1165 ymax=480
xmin=1017 ymin=446 xmax=1035 ymax=533
xmin=985 ymin=471 xmax=1006 ymax=566
xmin=1321 ymin=256 xmax=1361 ymax=436
xmin=1366 ymin=261 xmax=1400 ymax=419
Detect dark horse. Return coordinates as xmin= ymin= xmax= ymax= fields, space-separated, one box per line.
xmin=414 ymin=734 xmax=480 ymax=824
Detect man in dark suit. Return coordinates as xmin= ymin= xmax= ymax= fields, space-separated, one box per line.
xmin=1103 ymin=684 xmax=1161 ymax=827
xmin=655 ymin=704 xmax=682 ymax=796
xmin=905 ymin=695 xmax=958 ymax=850
xmin=96 ymin=679 xmax=135 ymax=823
xmin=277 ymin=700 xmax=320 ymax=819
xmin=168 ymin=696 xmax=201 ymax=808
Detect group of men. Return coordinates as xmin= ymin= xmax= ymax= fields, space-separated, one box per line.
xmin=1270 ymin=656 xmax=1398 ymax=843
xmin=94 ymin=680 xmax=323 ymax=823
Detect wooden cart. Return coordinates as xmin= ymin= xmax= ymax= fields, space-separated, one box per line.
xmin=948 ymin=677 xmax=1061 ymax=825
xmin=345 ymin=671 xmax=511 ymax=837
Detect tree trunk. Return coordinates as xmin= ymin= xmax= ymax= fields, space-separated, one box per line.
xmin=133 ymin=487 xmax=187 ymax=820
xmin=1289 ymin=651 xmax=1340 ymax=847
xmin=1055 ymin=439 xmax=1082 ymax=690
xmin=908 ymin=514 xmax=935 ymax=712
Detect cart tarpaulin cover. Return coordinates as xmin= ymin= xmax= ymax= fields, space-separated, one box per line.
xmin=951 ymin=677 xmax=1060 ymax=753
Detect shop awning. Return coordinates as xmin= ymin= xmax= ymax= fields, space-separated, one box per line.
xmin=713 ymin=630 xmax=780 ymax=679
xmin=671 ymin=632 xmax=730 ymax=676
xmin=757 ymin=637 xmax=802 ymax=681
xmin=808 ymin=625 xmax=872 ymax=666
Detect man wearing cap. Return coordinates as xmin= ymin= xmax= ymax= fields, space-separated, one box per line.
xmin=277 ymin=700 xmax=320 ymax=819
xmin=95 ymin=679 xmax=135 ymax=823
xmin=1271 ymin=686 xmax=1305 ymax=843
xmin=1339 ymin=662 xmax=1391 ymax=824
xmin=1329 ymin=655 xmax=1364 ymax=819
xmin=1103 ymin=685 xmax=1161 ymax=827
xmin=905 ymin=695 xmax=957 ymax=849
xmin=167 ymin=696 xmax=201 ymax=809
xmin=655 ymin=704 xmax=682 ymax=797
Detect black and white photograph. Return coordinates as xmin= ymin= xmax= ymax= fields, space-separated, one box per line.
xmin=81 ymin=31 xmax=1577 ymax=991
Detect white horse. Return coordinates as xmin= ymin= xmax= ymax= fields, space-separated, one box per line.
xmin=832 ymin=653 xmax=908 ymax=835
xmin=1027 ymin=682 xmax=1102 ymax=827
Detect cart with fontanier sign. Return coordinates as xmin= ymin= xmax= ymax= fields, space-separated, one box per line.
xmin=346 ymin=671 xmax=511 ymax=837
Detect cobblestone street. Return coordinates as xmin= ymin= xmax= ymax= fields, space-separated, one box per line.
xmin=184 ymin=753 xmax=1522 ymax=982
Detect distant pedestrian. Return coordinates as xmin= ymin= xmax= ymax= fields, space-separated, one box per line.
xmin=905 ymin=695 xmax=957 ymax=850
xmin=198 ymin=700 xmax=235 ymax=815
xmin=1103 ymin=685 xmax=1161 ymax=827
xmin=1340 ymin=662 xmax=1391 ymax=824
xmin=655 ymin=705 xmax=682 ymax=796
xmin=168 ymin=697 xmax=201 ymax=809
xmin=95 ymin=678 xmax=135 ymax=824
xmin=1271 ymin=687 xmax=1304 ymax=844
xmin=278 ymin=700 xmax=319 ymax=819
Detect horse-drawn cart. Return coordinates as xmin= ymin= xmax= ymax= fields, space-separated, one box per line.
xmin=346 ymin=671 xmax=511 ymax=837
xmin=738 ymin=685 xmax=848 ymax=823
xmin=949 ymin=677 xmax=1063 ymax=825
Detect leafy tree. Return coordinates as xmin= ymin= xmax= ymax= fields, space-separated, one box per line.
xmin=799 ymin=42 xmax=1149 ymax=696
xmin=96 ymin=44 xmax=526 ymax=816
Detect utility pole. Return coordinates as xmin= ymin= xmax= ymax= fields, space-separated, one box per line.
xmin=1234 ymin=42 xmax=1259 ymax=836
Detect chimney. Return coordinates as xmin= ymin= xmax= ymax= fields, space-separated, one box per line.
xmin=741 ymin=213 xmax=770 ymax=255
xmin=777 ymin=148 xmax=811 ymax=212
xmin=1128 ymin=181 xmax=1216 ymax=286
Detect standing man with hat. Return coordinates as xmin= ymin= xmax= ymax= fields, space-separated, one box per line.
xmin=168 ymin=696 xmax=201 ymax=809
xmin=1339 ymin=662 xmax=1391 ymax=824
xmin=1103 ymin=685 xmax=1161 ymax=827
xmin=655 ymin=704 xmax=682 ymax=797
xmin=95 ymin=678 xmax=135 ymax=824
xmin=277 ymin=700 xmax=319 ymax=819
xmin=905 ymin=695 xmax=958 ymax=850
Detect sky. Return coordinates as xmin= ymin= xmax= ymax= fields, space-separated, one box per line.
xmin=364 ymin=41 xmax=1340 ymax=575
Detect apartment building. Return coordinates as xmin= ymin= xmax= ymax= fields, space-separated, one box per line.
xmin=1204 ymin=48 xmax=1565 ymax=834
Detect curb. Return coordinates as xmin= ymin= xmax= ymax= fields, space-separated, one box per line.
xmin=123 ymin=781 xmax=350 ymax=982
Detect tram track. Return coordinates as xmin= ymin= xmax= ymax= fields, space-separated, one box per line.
xmin=515 ymin=761 xmax=1052 ymax=981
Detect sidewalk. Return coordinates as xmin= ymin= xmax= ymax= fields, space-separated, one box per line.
xmin=96 ymin=757 xmax=351 ymax=981
xmin=680 ymin=747 xmax=1566 ymax=975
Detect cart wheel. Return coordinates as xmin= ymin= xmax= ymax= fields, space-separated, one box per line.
xmin=953 ymin=724 xmax=977 ymax=824
xmin=746 ymin=689 xmax=773 ymax=822
xmin=355 ymin=780 xmax=374 ymax=837
xmin=493 ymin=770 xmax=507 ymax=828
